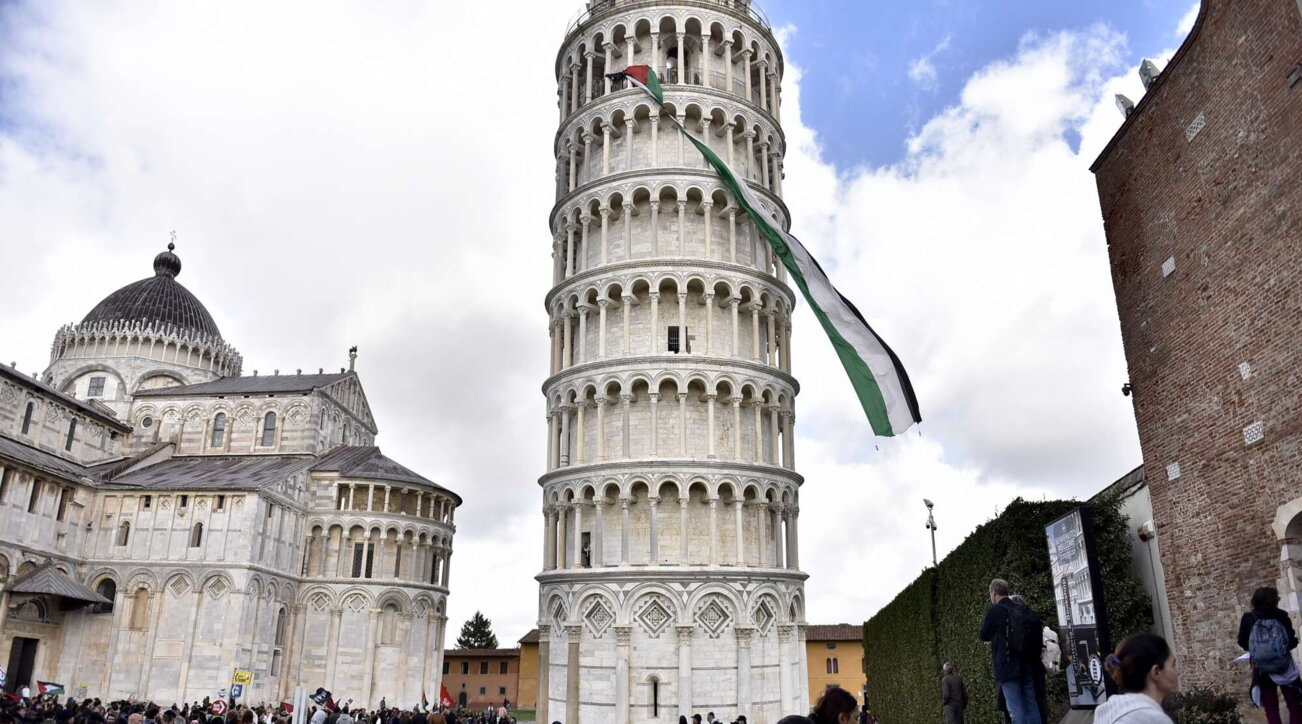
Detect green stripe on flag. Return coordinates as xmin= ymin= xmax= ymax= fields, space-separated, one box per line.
xmin=677 ymin=132 xmax=898 ymax=435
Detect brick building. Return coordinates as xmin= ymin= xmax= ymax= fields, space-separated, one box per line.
xmin=442 ymin=649 xmax=520 ymax=710
xmin=1091 ymin=0 xmax=1301 ymax=693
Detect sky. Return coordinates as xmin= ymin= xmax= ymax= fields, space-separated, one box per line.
xmin=0 ymin=0 xmax=1198 ymax=645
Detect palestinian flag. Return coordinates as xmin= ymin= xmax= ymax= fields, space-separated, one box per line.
xmin=36 ymin=681 xmax=65 ymax=696
xmin=421 ymin=689 xmax=429 ymax=712
xmin=616 ymin=65 xmax=921 ymax=436
xmin=604 ymin=64 xmax=663 ymax=105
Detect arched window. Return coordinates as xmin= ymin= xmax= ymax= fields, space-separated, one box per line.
xmin=189 ymin=522 xmax=204 ymax=548
xmin=380 ymin=602 xmax=400 ymax=644
xmin=210 ymin=413 xmax=227 ymax=447
xmin=650 ymin=677 xmax=660 ymax=718
xmin=260 ymin=412 xmax=277 ymax=446
xmin=117 ymin=520 xmax=131 ymax=546
xmin=64 ymin=418 xmax=77 ymax=451
xmin=825 ymin=657 xmax=833 ymax=674
xmin=275 ymin=607 xmax=289 ymax=646
xmin=21 ymin=402 xmax=34 ymax=435
xmin=93 ymin=579 xmax=117 ymax=614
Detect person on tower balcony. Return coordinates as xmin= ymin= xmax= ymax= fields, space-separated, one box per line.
xmin=1239 ymin=586 xmax=1302 ymax=723
xmin=979 ymin=579 xmax=1043 ymax=724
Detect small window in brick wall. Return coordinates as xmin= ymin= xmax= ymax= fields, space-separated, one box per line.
xmin=480 ymin=661 xmax=489 ymax=675
xmin=87 ymin=376 xmax=106 ymax=397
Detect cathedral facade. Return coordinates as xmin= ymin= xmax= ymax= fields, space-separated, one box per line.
xmin=0 ymin=245 xmax=459 ymax=708
xmin=537 ymin=2 xmax=807 ymax=723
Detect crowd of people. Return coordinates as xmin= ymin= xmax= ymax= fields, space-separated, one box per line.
xmin=934 ymin=577 xmax=1302 ymax=724
xmin=0 ymin=697 xmax=524 ymax=724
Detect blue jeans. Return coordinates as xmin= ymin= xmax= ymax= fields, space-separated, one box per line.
xmin=1000 ymin=675 xmax=1042 ymax=724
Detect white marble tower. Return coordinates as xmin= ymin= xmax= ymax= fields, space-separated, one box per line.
xmin=538 ymin=2 xmax=806 ymax=723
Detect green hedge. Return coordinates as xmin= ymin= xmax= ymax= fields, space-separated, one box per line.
xmin=863 ymin=496 xmax=1153 ymax=723
xmin=862 ymin=568 xmax=940 ymax=724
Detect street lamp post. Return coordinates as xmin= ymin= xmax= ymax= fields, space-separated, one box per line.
xmin=924 ymin=499 xmax=938 ymax=567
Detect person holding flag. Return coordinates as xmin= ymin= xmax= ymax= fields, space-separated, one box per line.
xmin=605 ymin=64 xmax=921 ymax=438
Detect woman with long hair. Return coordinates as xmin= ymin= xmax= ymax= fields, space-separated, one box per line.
xmin=1093 ymin=634 xmax=1178 ymax=724
xmin=809 ymin=687 xmax=859 ymax=724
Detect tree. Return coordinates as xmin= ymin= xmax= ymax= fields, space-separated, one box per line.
xmin=456 ymin=610 xmax=499 ymax=649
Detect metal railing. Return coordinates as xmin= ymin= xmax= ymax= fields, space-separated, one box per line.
xmin=564 ymin=0 xmax=773 ymax=39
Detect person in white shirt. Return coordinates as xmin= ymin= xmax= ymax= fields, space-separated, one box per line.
xmin=1093 ymin=633 xmax=1179 ymax=724
xmin=310 ymin=708 xmax=327 ymax=724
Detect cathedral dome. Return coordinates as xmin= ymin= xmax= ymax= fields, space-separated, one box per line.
xmin=81 ymin=243 xmax=222 ymax=339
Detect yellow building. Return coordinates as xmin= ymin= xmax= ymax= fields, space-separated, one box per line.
xmin=518 ymin=630 xmax=540 ymax=711
xmin=805 ymin=624 xmax=866 ymax=707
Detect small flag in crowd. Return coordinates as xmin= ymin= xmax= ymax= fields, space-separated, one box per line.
xmin=309 ymin=688 xmax=331 ymax=706
xmin=37 ymin=681 xmax=65 ymax=696
xmin=421 ymin=689 xmax=429 ymax=712
xmin=0 ymin=664 xmax=6 ymax=688
xmin=439 ymin=684 xmax=454 ymax=709
xmin=279 ymin=701 xmax=294 ymax=714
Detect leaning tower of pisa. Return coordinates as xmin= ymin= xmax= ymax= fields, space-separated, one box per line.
xmin=538 ymin=1 xmax=806 ymax=723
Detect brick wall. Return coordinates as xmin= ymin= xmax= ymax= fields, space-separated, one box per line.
xmin=1091 ymin=0 xmax=1302 ymax=693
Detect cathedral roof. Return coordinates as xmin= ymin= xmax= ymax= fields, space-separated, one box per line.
xmin=313 ymin=446 xmax=461 ymax=503
xmin=1 ymin=364 xmax=131 ymax=430
xmin=106 ymin=453 xmax=320 ymax=491
xmin=133 ymin=372 xmax=352 ymax=397
xmin=0 ymin=434 xmax=94 ymax=482
xmin=80 ymin=243 xmax=222 ymax=339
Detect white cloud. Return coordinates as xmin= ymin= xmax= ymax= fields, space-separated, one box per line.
xmin=907 ymin=34 xmax=953 ymax=92
xmin=1176 ymin=2 xmax=1201 ymax=37
xmin=0 ymin=2 xmax=1181 ymax=638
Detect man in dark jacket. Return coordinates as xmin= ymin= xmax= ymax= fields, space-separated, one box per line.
xmin=940 ymin=662 xmax=967 ymax=724
xmin=1238 ymin=586 xmax=1302 ymax=723
xmin=979 ymin=579 xmax=1042 ymax=724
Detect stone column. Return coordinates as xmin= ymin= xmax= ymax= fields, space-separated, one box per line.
xmin=596 ymin=396 xmax=608 ymax=460
xmin=732 ymin=398 xmax=743 ymax=461
xmin=651 ymin=32 xmax=661 ymax=75
xmin=565 ymin=625 xmax=582 ymax=724
xmin=567 ymin=146 xmax=578 ymax=193
xmin=649 ymin=392 xmax=660 ymax=456
xmin=575 ymin=401 xmax=586 ymax=464
xmin=797 ymin=624 xmax=810 ymax=707
xmin=615 ymin=625 xmax=633 ymax=724
xmin=766 ymin=310 xmax=778 ymax=366
xmin=649 ymin=496 xmax=660 ymax=564
xmin=703 ymin=292 xmax=715 ymax=354
xmin=758 ymin=60 xmax=769 ymax=111
xmin=621 ymin=393 xmax=633 ymax=458
xmin=622 ymin=294 xmax=633 ymax=354
xmin=734 ymin=498 xmax=745 ymax=565
xmin=579 ymin=213 xmax=592 ymax=273
xmin=679 ymin=497 xmax=690 ymax=563
xmin=782 ymin=411 xmax=796 ymax=470
xmin=626 ymin=119 xmax=637 ymax=170
xmin=570 ymin=63 xmax=581 ymax=112
xmin=562 ymin=310 xmax=574 ymax=369
xmin=649 ymin=291 xmax=660 ymax=351
xmin=361 ymin=608 xmax=380 ymax=703
xmin=769 ymin=406 xmax=781 ymax=465
xmin=700 ymin=32 xmax=710 ymax=86
xmin=678 ymin=292 xmax=688 ymax=349
xmin=676 ymin=33 xmax=686 ymax=83
xmin=705 ymin=393 xmax=717 ymax=458
xmin=547 ymin=412 xmax=558 ymax=471
xmin=744 ymin=130 xmax=756 ymax=179
xmin=750 ymin=303 xmax=762 ymax=360
xmin=755 ymin=502 xmax=767 ymax=566
xmin=703 ymin=200 xmax=715 ymax=259
xmin=724 ymin=40 xmax=734 ymax=92
xmin=602 ymin=125 xmax=612 ymax=177
xmin=598 ymin=299 xmax=609 ymax=357
xmin=730 ymin=298 xmax=740 ymax=356
xmin=677 ymin=393 xmax=688 ymax=455
xmin=556 ymin=507 xmax=568 ymax=569
xmin=777 ymin=625 xmax=794 ymax=712
xmin=736 ymin=627 xmax=754 ymax=719
xmin=677 ymin=199 xmax=687 ymax=256
xmin=742 ymin=49 xmax=754 ymax=102
xmin=325 ymin=608 xmax=343 ymax=691
xmin=600 ymin=207 xmax=611 ymax=264
xmin=676 ymin=624 xmax=694 ymax=713
xmin=789 ymin=506 xmax=800 ymax=570
xmin=650 ymin=201 xmax=660 ymax=256
xmin=603 ymin=43 xmax=614 ymax=94
xmin=594 ymin=499 xmax=606 ymax=566
xmin=537 ymin=625 xmax=551 ymax=724
xmin=708 ymin=497 xmax=719 ymax=563
xmin=620 ymin=498 xmax=632 ymax=565
xmin=622 ymin=204 xmax=634 ymax=258
xmin=559 ymin=405 xmax=572 ymax=467
xmin=650 ymin=116 xmax=660 ymax=166
xmin=442 ymin=550 xmax=452 ymax=587
xmin=572 ymin=501 xmax=585 ymax=568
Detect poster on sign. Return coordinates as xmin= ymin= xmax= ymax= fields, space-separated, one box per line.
xmin=1045 ymin=507 xmax=1114 ymax=708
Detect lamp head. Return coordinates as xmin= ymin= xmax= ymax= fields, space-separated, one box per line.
xmin=923 ymin=499 xmax=934 ymax=509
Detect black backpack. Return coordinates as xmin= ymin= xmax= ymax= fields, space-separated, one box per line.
xmin=1004 ymin=601 xmax=1044 ymax=661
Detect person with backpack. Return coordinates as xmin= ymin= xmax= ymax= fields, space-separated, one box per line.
xmin=979 ymin=579 xmax=1043 ymax=724
xmin=1239 ymin=586 xmax=1302 ymax=723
